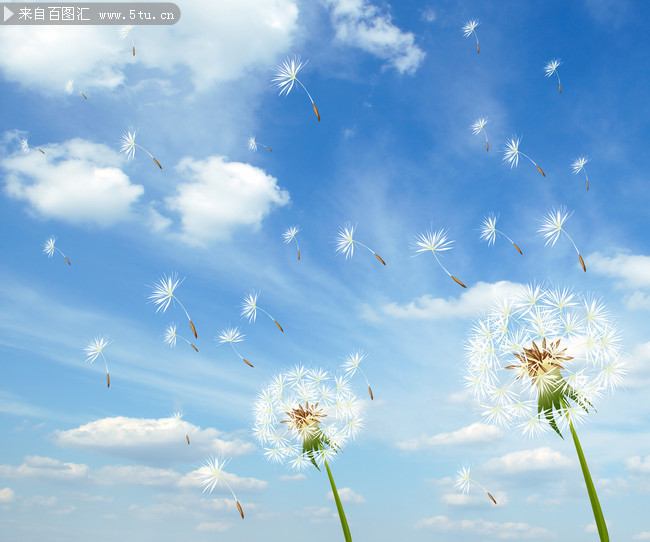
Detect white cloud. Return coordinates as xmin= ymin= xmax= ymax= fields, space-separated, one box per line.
xmin=483 ymin=448 xmax=573 ymax=475
xmin=0 ymin=456 xmax=89 ymax=481
xmin=321 ymin=0 xmax=425 ymax=74
xmin=634 ymin=532 xmax=650 ymax=540
xmin=2 ymin=138 xmax=143 ymax=226
xmin=380 ymin=281 xmax=521 ymax=320
xmin=589 ymin=252 xmax=650 ymax=309
xmin=585 ymin=520 xmax=612 ymax=533
xmin=23 ymin=495 xmax=57 ymax=507
xmin=0 ymin=488 xmax=15 ymax=502
xmin=421 ymin=7 xmax=436 ymax=22
xmin=625 ymin=455 xmax=650 ymax=474
xmin=279 ymin=473 xmax=306 ymax=482
xmin=165 ymin=156 xmax=290 ymax=245
xmin=0 ymin=0 xmax=298 ymax=93
xmin=327 ymin=487 xmax=366 ymax=504
xmin=92 ymin=465 xmax=181 ymax=487
xmin=53 ymin=416 xmax=256 ymax=462
xmin=395 ymin=423 xmax=503 ymax=451
xmin=414 ymin=515 xmax=554 ymax=539
xmin=442 ymin=491 xmax=507 ymax=507
xmin=624 ymin=342 xmax=650 ymax=388
xmin=196 ymin=522 xmax=232 ymax=532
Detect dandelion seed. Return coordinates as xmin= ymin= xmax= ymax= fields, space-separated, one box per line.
xmin=412 ymin=228 xmax=466 ymax=287
xmin=172 ymin=411 xmax=191 ymax=444
xmin=248 ymin=136 xmax=272 ymax=152
xmin=163 ymin=323 xmax=198 ymax=352
xmin=464 ymin=284 xmax=622 ymax=541
xmin=84 ymin=336 xmax=111 ymax=388
xmin=544 ymin=58 xmax=563 ymax=93
xmin=241 ymin=290 xmax=284 ymax=332
xmin=20 ymin=137 xmax=45 ymax=154
xmin=342 ymin=351 xmax=374 ymax=400
xmin=479 ymin=213 xmax=522 ymax=255
xmin=572 ymin=157 xmax=591 ymax=191
xmin=65 ymin=80 xmax=87 ymax=100
xmin=538 ymin=206 xmax=586 ymax=272
xmin=253 ymin=365 xmax=363 ymax=539
xmin=272 ymin=55 xmax=320 ymax=121
xmin=503 ymin=135 xmax=545 ymax=176
xmin=149 ymin=273 xmax=197 ymax=338
xmin=217 ymin=327 xmax=253 ymax=368
xmin=462 ymin=19 xmax=481 ymax=54
xmin=195 ymin=457 xmax=245 ymax=519
xmin=335 ymin=223 xmax=386 ymax=265
xmin=471 ymin=117 xmax=489 ymax=151
xmin=120 ymin=25 xmax=135 ymax=56
xmin=43 ymin=236 xmax=71 ymax=265
xmin=454 ymin=465 xmax=497 ymax=504
xmin=283 ymin=226 xmax=301 ymax=260
xmin=120 ymin=129 xmax=162 ymax=169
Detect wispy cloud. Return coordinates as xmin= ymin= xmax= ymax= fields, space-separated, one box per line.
xmin=589 ymin=252 xmax=650 ymax=309
xmin=0 ymin=488 xmax=16 ymax=502
xmin=625 ymin=455 xmax=650 ymax=474
xmin=413 ymin=515 xmax=555 ymax=538
xmin=483 ymin=448 xmax=573 ymax=475
xmin=321 ymin=0 xmax=425 ymax=74
xmin=395 ymin=423 xmax=503 ymax=451
xmin=0 ymin=455 xmax=89 ymax=481
xmin=326 ymin=487 xmax=366 ymax=504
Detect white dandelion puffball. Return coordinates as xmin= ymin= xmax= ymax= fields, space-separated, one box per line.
xmin=464 ymin=284 xmax=624 ymax=438
xmin=252 ymin=365 xmax=364 ymax=470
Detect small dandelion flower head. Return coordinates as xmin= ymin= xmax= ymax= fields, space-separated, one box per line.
xmin=252 ymin=366 xmax=363 ymax=470
xmin=164 ymin=324 xmax=178 ymax=348
xmin=149 ymin=272 xmax=184 ymax=313
xmin=538 ymin=206 xmax=572 ymax=247
xmin=462 ymin=19 xmax=480 ymax=36
xmin=241 ymin=291 xmax=260 ymax=323
xmin=544 ymin=58 xmax=562 ymax=77
xmin=464 ymin=284 xmax=623 ymax=437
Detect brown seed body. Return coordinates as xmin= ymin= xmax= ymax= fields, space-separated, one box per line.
xmin=477 ymin=44 xmax=480 ymax=54
xmin=513 ymin=243 xmax=523 ymax=255
xmin=375 ymin=253 xmax=386 ymax=266
xmin=65 ymin=256 xmax=71 ymax=265
xmin=153 ymin=157 xmax=162 ymax=169
xmin=191 ymin=344 xmax=198 ymax=352
xmin=486 ymin=141 xmax=489 ymax=152
xmin=452 ymin=275 xmax=467 ymax=288
xmin=579 ymin=254 xmax=586 ymax=272
xmin=368 ymin=386 xmax=374 ymax=400
xmin=132 ymin=45 xmax=135 ymax=56
xmin=190 ymin=320 xmax=197 ymax=339
xmin=274 ymin=320 xmax=284 ymax=333
xmin=236 ymin=500 xmax=244 ymax=519
xmin=107 ymin=373 xmax=110 ymax=388
xmin=297 ymin=250 xmax=301 ymax=261
xmin=313 ymin=103 xmax=321 ymax=122
xmin=536 ymin=165 xmax=546 ymax=177
xmin=186 ymin=434 xmax=190 ymax=445
xmin=488 ymin=492 xmax=497 ymax=504
xmin=243 ymin=358 xmax=254 ymax=368
xmin=39 ymin=149 xmax=45 ymax=154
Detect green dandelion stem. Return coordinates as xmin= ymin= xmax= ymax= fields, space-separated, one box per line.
xmin=323 ymin=456 xmax=352 ymax=542
xmin=569 ymin=421 xmax=609 ymax=542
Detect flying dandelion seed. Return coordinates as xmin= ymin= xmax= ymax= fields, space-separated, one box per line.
xmin=335 ymin=223 xmax=386 ymax=265
xmin=503 ymin=135 xmax=545 ymax=177
xmin=538 ymin=206 xmax=586 ymax=272
xmin=411 ymin=228 xmax=466 ymax=287
xmin=241 ymin=290 xmax=283 ymax=332
xmin=283 ymin=226 xmax=301 ymax=260
xmin=462 ymin=19 xmax=480 ymax=54
xmin=272 ymin=55 xmax=321 ymax=121
xmin=454 ymin=465 xmax=497 ymax=504
xmin=172 ymin=411 xmax=190 ymax=444
xmin=120 ymin=129 xmax=162 ymax=169
xmin=471 ymin=117 xmax=489 ymax=151
xmin=65 ymin=80 xmax=87 ymax=100
xmin=163 ymin=323 xmax=198 ymax=352
xmin=120 ymin=25 xmax=135 ymax=56
xmin=572 ymin=157 xmax=591 ymax=190
xmin=464 ymin=284 xmax=624 ymax=542
xmin=20 ymin=137 xmax=45 ymax=154
xmin=479 ymin=213 xmax=522 ymax=255
xmin=342 ymin=351 xmax=374 ymax=400
xmin=252 ymin=365 xmax=364 ymax=540
xmin=149 ymin=273 xmax=197 ymax=338
xmin=84 ymin=336 xmax=111 ymax=388
xmin=216 ymin=327 xmax=253 ymax=368
xmin=544 ymin=58 xmax=563 ymax=93
xmin=43 ymin=236 xmax=71 ymax=265
xmin=195 ymin=457 xmax=245 ymax=519
xmin=248 ymin=136 xmax=272 ymax=152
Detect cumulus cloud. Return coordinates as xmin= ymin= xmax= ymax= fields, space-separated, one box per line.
xmin=0 ymin=488 xmax=16 ymax=502
xmin=483 ymin=448 xmax=573 ymax=475
xmin=321 ymin=0 xmax=425 ymax=74
xmin=395 ymin=423 xmax=503 ymax=451
xmin=623 ymin=342 xmax=650 ymax=388
xmin=2 ymin=138 xmax=143 ymax=226
xmin=165 ymin=155 xmax=290 ymax=244
xmin=379 ymin=281 xmax=521 ymax=320
xmin=0 ymin=455 xmax=88 ymax=481
xmin=279 ymin=473 xmax=306 ymax=482
xmin=414 ymin=515 xmax=554 ymax=539
xmin=53 ymin=416 xmax=255 ymax=463
xmin=625 ymin=455 xmax=650 ymax=474
xmin=93 ymin=465 xmax=182 ymax=487
xmin=0 ymin=0 xmax=298 ymax=92
xmin=589 ymin=252 xmax=650 ymax=309
xmin=327 ymin=487 xmax=366 ymax=504
xmin=634 ymin=532 xmax=650 ymax=540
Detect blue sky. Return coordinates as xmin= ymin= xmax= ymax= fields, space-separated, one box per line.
xmin=1 ymin=0 xmax=650 ymax=540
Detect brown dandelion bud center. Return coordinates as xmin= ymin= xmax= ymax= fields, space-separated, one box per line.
xmin=281 ymin=402 xmax=327 ymax=434
xmin=506 ymin=338 xmax=572 ymax=385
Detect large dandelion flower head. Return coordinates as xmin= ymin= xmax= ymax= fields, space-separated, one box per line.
xmin=252 ymin=365 xmax=364 ymax=470
xmin=464 ymin=284 xmax=624 ymax=437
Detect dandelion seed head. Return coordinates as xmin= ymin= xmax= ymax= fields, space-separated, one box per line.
xmin=248 ymin=136 xmax=258 ymax=152
xmin=544 ymin=58 xmax=562 ymax=77
xmin=502 ymin=136 xmax=521 ymax=168
xmin=241 ymin=291 xmax=260 ymax=322
xmin=572 ymin=156 xmax=590 ymax=174
xmin=164 ymin=323 xmax=178 ymax=348
xmin=272 ymin=55 xmax=307 ymax=96
xmin=65 ymin=80 xmax=74 ymax=94
xmin=283 ymin=226 xmax=301 ymax=244
xmin=538 ymin=206 xmax=572 ymax=247
xmin=342 ymin=351 xmax=366 ymax=377
xmin=479 ymin=213 xmax=499 ymax=246
xmin=120 ymin=129 xmax=138 ymax=160
xmin=335 ymin=223 xmax=356 ymax=259
xmin=84 ymin=336 xmax=111 ymax=363
xmin=454 ymin=465 xmax=473 ymax=493
xmin=217 ymin=327 xmax=245 ymax=345
xmin=119 ymin=25 xmax=133 ymax=39
xmin=194 ymin=456 xmax=232 ymax=494
xmin=471 ymin=117 xmax=488 ymax=134
xmin=149 ymin=273 xmax=184 ymax=313
xmin=43 ymin=237 xmax=57 ymax=257
xmin=411 ymin=228 xmax=454 ymax=255
xmin=462 ymin=19 xmax=480 ymax=36
xmin=20 ymin=138 xmax=30 ymax=153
